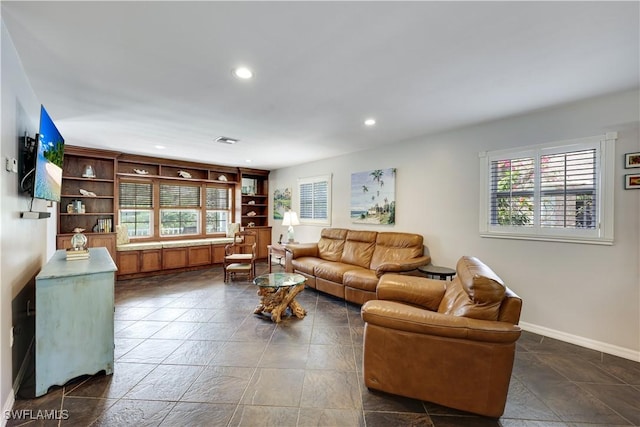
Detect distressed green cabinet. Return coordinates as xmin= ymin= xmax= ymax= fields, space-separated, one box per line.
xmin=35 ymin=247 xmax=116 ymax=396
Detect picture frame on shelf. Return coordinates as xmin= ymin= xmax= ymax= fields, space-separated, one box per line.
xmin=624 ymin=173 xmax=640 ymax=190
xmin=624 ymin=152 xmax=640 ymax=168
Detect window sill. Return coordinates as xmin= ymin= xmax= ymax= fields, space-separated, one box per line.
xmin=480 ymin=232 xmax=613 ymax=246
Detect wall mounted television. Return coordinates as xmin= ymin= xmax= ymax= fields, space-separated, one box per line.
xmin=19 ymin=105 xmax=65 ymax=203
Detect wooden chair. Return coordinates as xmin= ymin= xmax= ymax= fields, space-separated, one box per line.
xmin=223 ymin=240 xmax=257 ymax=282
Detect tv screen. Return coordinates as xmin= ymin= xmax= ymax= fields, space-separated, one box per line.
xmin=33 ymin=105 xmax=64 ymax=202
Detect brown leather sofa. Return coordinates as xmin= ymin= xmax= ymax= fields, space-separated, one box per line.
xmin=361 ymin=256 xmax=522 ymax=418
xmin=285 ymin=228 xmax=430 ymax=305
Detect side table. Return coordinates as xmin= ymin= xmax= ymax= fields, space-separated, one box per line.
xmin=418 ymin=264 xmax=456 ymax=281
xmin=267 ymin=242 xmax=298 ymax=272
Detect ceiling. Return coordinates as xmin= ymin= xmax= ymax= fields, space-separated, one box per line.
xmin=2 ymin=1 xmax=638 ymax=170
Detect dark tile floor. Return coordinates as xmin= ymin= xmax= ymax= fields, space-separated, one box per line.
xmin=9 ymin=263 xmax=640 ymax=426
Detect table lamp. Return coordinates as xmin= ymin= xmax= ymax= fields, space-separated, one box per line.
xmin=282 ymin=210 xmax=300 ymax=242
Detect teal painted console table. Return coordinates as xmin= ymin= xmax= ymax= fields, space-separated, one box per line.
xmin=35 ymin=247 xmax=117 ymax=396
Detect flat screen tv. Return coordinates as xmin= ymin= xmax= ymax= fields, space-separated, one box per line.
xmin=32 ymin=105 xmax=64 ymax=202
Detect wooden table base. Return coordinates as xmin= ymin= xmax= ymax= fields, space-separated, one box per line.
xmin=254 ymin=284 xmax=306 ymax=323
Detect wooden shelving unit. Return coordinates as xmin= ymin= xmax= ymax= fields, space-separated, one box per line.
xmin=240 ymin=168 xmax=272 ymax=258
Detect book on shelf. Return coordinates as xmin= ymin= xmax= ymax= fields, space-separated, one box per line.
xmin=95 ymin=218 xmax=113 ymax=233
xmin=66 ymin=250 xmax=90 ymax=261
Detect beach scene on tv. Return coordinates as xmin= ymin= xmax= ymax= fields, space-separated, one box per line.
xmin=350 ymin=168 xmax=396 ymax=225
xmin=33 ymin=122 xmax=64 ymax=202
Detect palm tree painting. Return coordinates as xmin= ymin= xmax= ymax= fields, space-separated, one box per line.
xmin=351 ymin=168 xmax=396 ymax=224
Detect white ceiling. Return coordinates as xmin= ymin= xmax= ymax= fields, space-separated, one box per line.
xmin=2 ymin=1 xmax=638 ymax=170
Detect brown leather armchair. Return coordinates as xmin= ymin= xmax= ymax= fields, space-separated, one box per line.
xmin=361 ymin=256 xmax=522 ymax=418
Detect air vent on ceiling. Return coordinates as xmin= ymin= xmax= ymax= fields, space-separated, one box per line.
xmin=216 ymin=136 xmax=239 ymax=145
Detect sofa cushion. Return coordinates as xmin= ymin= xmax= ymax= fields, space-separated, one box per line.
xmin=317 ymin=228 xmax=348 ymax=262
xmin=314 ymin=261 xmax=356 ymax=283
xmin=291 ymin=257 xmax=326 ymax=276
xmin=343 ymin=268 xmax=379 ymax=292
xmin=370 ymin=232 xmax=424 ymax=270
xmin=341 ymin=230 xmax=377 ymax=268
xmin=438 ymin=256 xmax=506 ymax=321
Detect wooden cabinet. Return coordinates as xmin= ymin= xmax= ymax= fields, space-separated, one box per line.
xmin=57 ymin=147 xmax=118 ymax=258
xmin=35 ymin=248 xmax=116 ymax=396
xmin=116 ymin=251 xmax=139 ymax=275
xmin=253 ymin=227 xmax=272 ymax=259
xmin=140 ymin=249 xmax=162 ymax=272
xmin=187 ymin=245 xmax=211 ymax=267
xmin=163 ymin=247 xmax=188 ymax=270
xmin=212 ymin=245 xmax=226 ymax=264
xmin=57 ymin=233 xmax=116 ymax=262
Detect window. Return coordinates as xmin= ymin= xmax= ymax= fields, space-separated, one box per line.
xmin=298 ymin=174 xmax=332 ymax=225
xmin=119 ymin=182 xmax=153 ymax=238
xmin=205 ymin=186 xmax=230 ymax=234
xmin=160 ymin=184 xmax=200 ymax=236
xmin=479 ymin=133 xmax=616 ymax=245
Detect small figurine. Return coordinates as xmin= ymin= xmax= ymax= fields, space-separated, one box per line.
xmin=218 ymin=175 xmax=228 ymax=181
xmin=133 ymin=169 xmax=149 ymax=175
xmin=247 ymin=211 xmax=257 ymax=216
xmin=178 ymin=170 xmax=192 ymax=178
xmin=79 ymin=189 xmax=97 ymax=197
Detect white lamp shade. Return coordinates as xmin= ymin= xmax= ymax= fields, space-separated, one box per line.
xmin=282 ymin=211 xmax=300 ymax=226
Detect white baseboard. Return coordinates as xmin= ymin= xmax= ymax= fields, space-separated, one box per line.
xmin=2 ymin=390 xmax=15 ymax=427
xmin=520 ymin=321 xmax=640 ymax=362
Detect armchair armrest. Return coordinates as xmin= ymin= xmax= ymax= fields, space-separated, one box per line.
xmin=374 ymin=255 xmax=431 ymax=277
xmin=377 ymin=273 xmax=445 ymax=311
xmin=362 ymin=300 xmax=521 ymax=344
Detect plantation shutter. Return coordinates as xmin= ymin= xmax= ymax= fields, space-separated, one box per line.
xmin=489 ymin=157 xmax=535 ymax=226
xmin=160 ymin=184 xmax=200 ymax=207
xmin=299 ymin=180 xmax=328 ymax=220
xmin=540 ymin=148 xmax=597 ymax=229
xmin=119 ymin=182 xmax=152 ymax=208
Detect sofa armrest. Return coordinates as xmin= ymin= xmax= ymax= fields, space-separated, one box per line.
xmin=377 ymin=274 xmax=445 ymax=311
xmin=362 ymin=300 xmax=521 ymax=344
xmin=374 ymin=255 xmax=431 ymax=277
xmin=285 ymin=243 xmax=319 ymax=259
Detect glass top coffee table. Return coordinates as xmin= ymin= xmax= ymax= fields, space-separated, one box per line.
xmin=253 ymin=273 xmax=306 ymax=323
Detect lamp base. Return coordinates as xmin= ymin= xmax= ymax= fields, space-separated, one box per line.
xmin=287 ymin=226 xmax=295 ymax=243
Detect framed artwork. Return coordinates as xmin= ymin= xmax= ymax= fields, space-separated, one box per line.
xmin=351 ymin=168 xmax=396 ymax=224
xmin=624 ymin=174 xmax=640 ymax=190
xmin=273 ymin=187 xmax=292 ymax=220
xmin=625 ymin=152 xmax=640 ymax=168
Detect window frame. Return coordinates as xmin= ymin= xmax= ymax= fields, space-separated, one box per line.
xmin=159 ymin=208 xmax=201 ymax=237
xmin=479 ymin=133 xmax=616 ymax=245
xmin=297 ymin=174 xmax=332 ymax=226
xmin=117 ymin=177 xmax=234 ymax=241
xmin=118 ymin=180 xmax=154 ymax=239
xmin=205 ymin=185 xmax=231 ymax=234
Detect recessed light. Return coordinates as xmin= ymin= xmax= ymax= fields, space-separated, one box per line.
xmin=233 ymin=67 xmax=253 ymax=79
xmin=155 ymin=145 xmax=166 ymax=149
xmin=216 ymin=136 xmax=239 ymax=145
xmin=364 ymin=118 xmax=376 ymax=126
xmin=245 ymin=159 xmax=252 ymax=163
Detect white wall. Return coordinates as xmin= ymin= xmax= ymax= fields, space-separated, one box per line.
xmin=270 ymin=89 xmax=640 ymax=361
xmin=1 ymin=21 xmax=55 ymax=419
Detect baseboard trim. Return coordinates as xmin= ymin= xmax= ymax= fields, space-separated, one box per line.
xmin=2 ymin=389 xmax=15 ymax=427
xmin=520 ymin=321 xmax=640 ymax=362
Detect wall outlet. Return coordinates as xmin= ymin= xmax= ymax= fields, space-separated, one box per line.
xmin=5 ymin=157 xmax=18 ymax=173
xmin=10 ymin=326 xmax=14 ymax=347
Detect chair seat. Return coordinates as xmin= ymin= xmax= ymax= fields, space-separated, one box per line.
xmin=225 ymin=254 xmax=254 ymax=261
xmin=226 ymin=263 xmax=252 ymax=271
